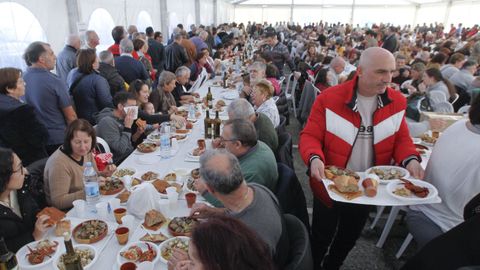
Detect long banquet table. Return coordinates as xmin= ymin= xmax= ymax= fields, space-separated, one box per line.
xmin=23 ymin=79 xmax=237 ymax=270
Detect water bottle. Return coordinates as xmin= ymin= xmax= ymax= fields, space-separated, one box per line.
xmin=188 ymin=103 xmax=195 ymax=119
xmin=159 ymin=122 xmax=171 ymax=159
xmin=83 ymin=162 xmax=99 ymax=212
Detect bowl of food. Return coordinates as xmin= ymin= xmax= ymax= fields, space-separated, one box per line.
xmin=140 ymin=171 xmax=160 ymax=182
xmin=100 ymin=177 xmax=124 ymax=195
xmin=366 ymin=166 xmax=410 ymax=184
xmin=17 ymin=239 xmax=60 ymax=269
xmin=117 ymin=241 xmax=160 ymax=267
xmin=55 ymin=244 xmax=97 ymax=270
xmin=168 ymin=217 xmax=199 ymax=237
xmin=113 ymin=168 xmax=136 ymax=178
xmin=72 ymin=220 xmax=108 ymax=244
xmin=137 ymin=143 xmax=157 ymax=153
xmin=159 ymin=237 xmax=190 ymax=264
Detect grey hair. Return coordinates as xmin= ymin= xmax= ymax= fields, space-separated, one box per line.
xmin=66 ymin=34 xmax=80 ymax=46
xmin=175 ymin=66 xmax=191 ymax=77
xmin=173 ymin=27 xmax=183 ymax=40
xmin=99 ymin=50 xmax=114 ymax=65
xmin=249 ymin=61 xmax=266 ymax=72
xmin=119 ymin=38 xmax=134 ymax=54
xmin=225 ymin=119 xmax=257 ymax=147
xmin=227 ymin=99 xmax=255 ymax=120
xmin=199 ymin=149 xmax=244 ymax=194
xmin=84 ymin=30 xmax=96 ymax=43
xmin=198 ymin=30 xmax=208 ymax=40
xmin=158 ymin=70 xmax=176 ymax=87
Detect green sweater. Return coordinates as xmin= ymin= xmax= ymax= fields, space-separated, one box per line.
xmin=255 ymin=113 xmax=279 ymax=152
xmin=203 ymin=141 xmax=279 ymax=207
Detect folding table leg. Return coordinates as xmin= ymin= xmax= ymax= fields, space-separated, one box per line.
xmin=376 ymin=206 xmax=401 ymax=248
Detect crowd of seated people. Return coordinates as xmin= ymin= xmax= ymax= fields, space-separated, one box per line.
xmin=2 ymin=19 xmax=480 ymax=270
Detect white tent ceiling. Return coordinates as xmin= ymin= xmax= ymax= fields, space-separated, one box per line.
xmin=232 ymin=0 xmax=452 ymax=5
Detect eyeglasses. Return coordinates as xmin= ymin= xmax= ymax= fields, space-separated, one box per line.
xmin=13 ymin=163 xmax=24 ymax=175
xmin=219 ymin=136 xmax=238 ymax=143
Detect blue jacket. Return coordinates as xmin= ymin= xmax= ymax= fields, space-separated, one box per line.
xmin=114 ymin=55 xmax=149 ymax=84
xmin=67 ymin=68 xmax=113 ymax=124
xmin=56 ymin=45 xmax=77 ymax=83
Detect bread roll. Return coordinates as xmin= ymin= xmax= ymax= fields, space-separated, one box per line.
xmin=333 ymin=175 xmax=359 ymax=193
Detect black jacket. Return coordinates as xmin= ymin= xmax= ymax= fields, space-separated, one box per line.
xmin=115 ymin=55 xmax=149 ymax=84
xmin=382 ymin=34 xmax=398 ymax=53
xmin=0 ymin=188 xmax=41 ymax=252
xmin=147 ymin=39 xmax=166 ymax=72
xmin=0 ymin=95 xmax=48 ymax=166
xmin=172 ymin=82 xmax=192 ymax=106
xmin=165 ymin=42 xmax=189 ymax=72
xmin=98 ymin=62 xmax=127 ymax=96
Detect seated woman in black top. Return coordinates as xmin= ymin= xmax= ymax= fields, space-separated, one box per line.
xmin=172 ymin=66 xmax=199 ymax=106
xmin=0 ymin=147 xmax=50 ymax=252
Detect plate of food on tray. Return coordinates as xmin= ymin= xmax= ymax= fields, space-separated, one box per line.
xmin=142 ymin=209 xmax=167 ymax=231
xmin=72 ymin=220 xmax=108 ymax=244
xmin=136 ymin=142 xmax=157 ymax=153
xmin=100 ymin=177 xmax=124 ymax=195
xmin=168 ymin=217 xmax=199 ymax=237
xmin=117 ymin=241 xmax=160 ymax=266
xmin=159 ymin=237 xmax=190 ymax=264
xmin=324 ymin=165 xmax=360 ymax=181
xmin=366 ymin=166 xmax=410 ymax=184
xmin=16 ymin=239 xmax=60 ymax=268
xmin=55 ymin=244 xmax=97 ymax=270
xmin=386 ymin=178 xmax=438 ymax=202
xmin=326 ymin=175 xmax=363 ymax=201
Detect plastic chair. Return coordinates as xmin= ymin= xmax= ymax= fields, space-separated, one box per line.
xmin=283 ymin=214 xmax=314 ymax=270
xmin=285 ymin=73 xmax=298 ymax=118
xmin=376 ymin=206 xmax=408 ymax=248
xmin=458 ymin=105 xmax=471 ymax=114
xmin=433 ymin=101 xmax=454 ymax=113
xmin=276 ymin=115 xmax=287 ymax=135
xmin=96 ymin=137 xmax=111 ymax=153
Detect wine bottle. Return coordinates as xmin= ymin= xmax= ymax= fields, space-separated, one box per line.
xmin=62 ymin=232 xmax=83 ymax=270
xmin=204 ymin=110 xmax=212 ymax=139
xmin=213 ymin=111 xmax=221 ymax=138
xmin=0 ymin=237 xmax=18 ymax=270
xmin=222 ymin=72 xmax=228 ymax=88
xmin=206 ymin=87 xmax=213 ymax=109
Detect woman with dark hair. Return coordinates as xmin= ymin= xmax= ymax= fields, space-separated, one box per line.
xmin=0 ymin=67 xmax=49 ymax=166
xmin=265 ymin=64 xmax=281 ymax=96
xmin=314 ymin=68 xmax=332 ymax=91
xmin=133 ymin=38 xmax=155 ymax=82
xmin=129 ymin=79 xmax=185 ymax=145
xmin=0 ymin=147 xmax=50 ymax=252
xmin=427 ymin=52 xmax=449 ymax=70
xmin=170 ymin=216 xmax=275 ymax=270
xmin=67 ymin=48 xmax=113 ymax=125
xmin=302 ymin=43 xmax=318 ymax=67
xmin=189 ymin=48 xmax=215 ymax=82
xmin=419 ymin=68 xmax=457 ymax=104
xmin=43 ymin=119 xmax=113 ymax=210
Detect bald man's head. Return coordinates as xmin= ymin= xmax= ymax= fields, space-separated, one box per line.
xmin=357 ymin=47 xmax=396 ymax=96
xmin=66 ymin=34 xmax=81 ymax=50
xmin=199 ymin=149 xmax=244 ymax=194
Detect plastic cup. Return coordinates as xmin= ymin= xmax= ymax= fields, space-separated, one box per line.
xmin=123 ymin=175 xmax=132 ymax=190
xmin=197 ymin=139 xmax=206 ymax=149
xmin=205 ymin=139 xmax=213 ymax=150
xmin=166 ymin=187 xmax=179 ymax=209
xmin=115 ymin=227 xmax=129 ymax=245
xmin=72 ymin=199 xmax=86 ymax=218
xmin=121 ymin=214 xmax=135 ymax=231
xmin=120 ymin=262 xmax=137 ymax=270
xmin=123 ymin=106 xmax=138 ymax=119
xmin=96 ymin=202 xmax=109 ymax=219
xmin=109 ymin=198 xmax=121 ymax=210
xmin=114 ymin=208 xmax=127 ymax=224
xmin=185 ymin=193 xmax=197 ymax=208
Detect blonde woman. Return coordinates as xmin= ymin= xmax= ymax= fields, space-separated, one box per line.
xmin=251 ymin=79 xmax=280 ymax=128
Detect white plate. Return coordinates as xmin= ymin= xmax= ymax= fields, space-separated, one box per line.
xmin=386 ymin=179 xmax=438 ymax=202
xmin=16 ymin=239 xmax=61 ymax=269
xmin=117 ymin=241 xmax=160 ymax=266
xmin=365 ymin=166 xmax=410 ymax=185
xmin=136 ymin=156 xmax=159 ymax=165
xmin=187 ymin=151 xmax=201 ymax=160
xmin=54 ymin=244 xmax=98 ymax=270
xmin=113 ymin=168 xmax=136 ymax=178
xmin=158 ymin=237 xmax=190 ymax=264
xmin=222 ymin=92 xmax=238 ymax=100
xmin=136 ymin=171 xmax=162 ymax=182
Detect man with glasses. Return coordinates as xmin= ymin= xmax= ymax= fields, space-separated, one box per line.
xmin=198 ymin=119 xmax=278 ymax=208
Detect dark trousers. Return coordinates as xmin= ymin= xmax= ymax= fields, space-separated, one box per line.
xmin=311 ymin=197 xmax=370 ymax=270
xmin=46 ymin=144 xmax=61 ymax=156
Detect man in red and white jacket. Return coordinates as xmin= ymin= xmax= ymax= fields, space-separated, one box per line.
xmin=299 ymin=47 xmax=424 ymax=270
